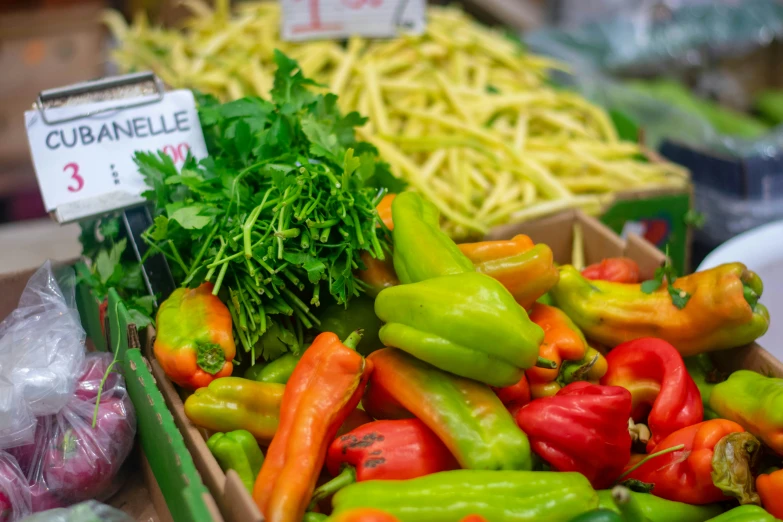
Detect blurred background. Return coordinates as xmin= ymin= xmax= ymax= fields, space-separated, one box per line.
xmin=2 ymin=0 xmax=783 ymax=271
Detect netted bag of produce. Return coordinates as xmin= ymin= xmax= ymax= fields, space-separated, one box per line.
xmin=0 ymin=262 xmax=86 ymax=449
xmin=9 ymin=354 xmax=136 ymax=513
xmin=0 ymin=452 xmax=31 ymax=522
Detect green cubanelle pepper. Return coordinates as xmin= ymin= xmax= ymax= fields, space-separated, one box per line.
xmin=596 ymin=489 xmax=723 ymax=522
xmin=330 ymin=470 xmax=598 ymax=521
xmin=710 ymin=370 xmax=783 ymax=456
xmin=375 ymin=273 xmax=544 ymax=387
xmin=207 ymin=429 xmax=265 ymax=493
xmin=391 ymin=192 xmax=474 ymax=284
xmin=705 ymin=506 xmax=778 ymax=522
xmin=684 ymin=355 xmax=724 ymax=421
xmin=245 ymin=353 xmax=301 ymax=383
xmin=316 ymin=295 xmax=383 ymax=356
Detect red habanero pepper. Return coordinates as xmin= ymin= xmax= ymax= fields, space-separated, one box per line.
xmin=601 ymin=338 xmax=703 ymax=452
xmin=311 ymin=419 xmax=459 ymax=504
xmin=515 ymin=382 xmax=633 ymax=489
xmin=252 ymin=331 xmax=372 ymax=522
xmin=624 ymin=419 xmax=761 ymax=505
xmin=582 ymin=258 xmax=641 ymax=284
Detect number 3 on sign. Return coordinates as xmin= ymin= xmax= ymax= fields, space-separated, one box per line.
xmin=63 ymin=162 xmax=84 ymax=193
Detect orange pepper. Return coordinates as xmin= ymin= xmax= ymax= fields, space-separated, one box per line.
xmin=376 ymin=194 xmax=395 ymax=231
xmin=492 ymin=373 xmax=531 ymax=416
xmin=458 ymin=235 xmax=558 ymax=310
xmin=460 ymin=517 xmax=489 ymax=522
xmin=526 ymin=303 xmax=589 ymax=398
xmin=329 ymin=508 xmax=401 ymax=522
xmin=757 ymin=469 xmax=783 ymax=519
xmin=357 ymin=195 xmax=399 ymax=297
xmin=253 ymin=331 xmax=372 ymax=522
xmin=154 ymin=282 xmax=236 ymax=390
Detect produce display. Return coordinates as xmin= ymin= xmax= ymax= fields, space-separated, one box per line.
xmin=7 ymin=3 xmax=782 ymax=522
xmin=62 ymin=48 xmax=778 ymax=522
xmin=104 ymin=2 xmax=689 ymax=238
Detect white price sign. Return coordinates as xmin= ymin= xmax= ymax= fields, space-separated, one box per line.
xmin=281 ymin=0 xmax=426 ymax=41
xmin=25 ymin=90 xmax=208 ymax=222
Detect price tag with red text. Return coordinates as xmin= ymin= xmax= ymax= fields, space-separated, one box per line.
xmin=281 ymin=0 xmax=426 ymax=41
xmin=24 ymin=89 xmax=207 ymax=222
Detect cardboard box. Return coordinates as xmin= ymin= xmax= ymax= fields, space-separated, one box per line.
xmin=142 ymin=209 xmax=777 ymax=522
xmin=0 ymin=2 xmax=106 ymax=164
xmin=0 ymin=265 xmax=224 ymax=522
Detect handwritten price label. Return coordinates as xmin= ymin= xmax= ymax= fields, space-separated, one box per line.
xmin=281 ymin=0 xmax=425 ymax=41
xmin=25 ymin=90 xmax=208 ymax=222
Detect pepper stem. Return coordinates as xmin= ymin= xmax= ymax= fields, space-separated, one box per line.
xmin=342 ymin=330 xmax=364 ymax=351
xmin=617 ymin=444 xmax=686 ymax=482
xmin=535 ymin=356 xmax=557 ymax=369
xmin=308 ymin=466 xmax=357 ymax=510
xmin=611 ymin=486 xmax=647 ymax=522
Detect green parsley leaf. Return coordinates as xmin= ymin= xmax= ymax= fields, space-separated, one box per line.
xmin=169 ymin=206 xmax=211 ymax=230
xmin=668 ymin=285 xmax=691 ymax=310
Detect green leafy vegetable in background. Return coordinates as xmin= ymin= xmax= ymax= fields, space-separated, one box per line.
xmin=78 ymin=216 xmax=155 ymax=328
xmin=136 ymin=50 xmax=395 ymax=361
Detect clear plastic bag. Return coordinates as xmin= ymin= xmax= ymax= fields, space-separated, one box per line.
xmin=9 ymin=354 xmax=136 ymax=512
xmin=18 ymin=501 xmax=133 ymax=522
xmin=0 ymin=452 xmax=31 ymax=522
xmin=0 ymin=262 xmax=86 ymax=449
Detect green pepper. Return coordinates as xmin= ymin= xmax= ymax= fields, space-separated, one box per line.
xmin=391 ymin=192 xmax=474 ymax=284
xmin=570 ymin=510 xmax=624 ymax=522
xmin=330 ymin=470 xmax=598 ymax=521
xmin=684 ymin=355 xmax=722 ymax=420
xmin=705 ymin=506 xmax=778 ymax=522
xmin=710 ymin=370 xmax=783 ymax=456
xmin=596 ymin=489 xmax=722 ymax=522
xmin=245 ymin=353 xmax=301 ymax=383
xmin=375 ymin=272 xmax=544 ymax=387
xmin=316 ymin=295 xmax=383 ymax=356
xmin=207 ymin=429 xmax=265 ymax=493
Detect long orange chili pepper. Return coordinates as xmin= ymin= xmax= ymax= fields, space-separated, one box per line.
xmin=252 ymin=330 xmax=372 ymax=522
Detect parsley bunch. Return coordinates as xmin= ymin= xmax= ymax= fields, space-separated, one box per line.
xmin=135 ymin=51 xmax=397 ymax=360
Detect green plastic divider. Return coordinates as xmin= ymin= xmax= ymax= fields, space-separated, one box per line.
xmin=108 ymin=289 xmax=216 ymax=522
xmin=74 ymin=263 xmax=107 ymax=352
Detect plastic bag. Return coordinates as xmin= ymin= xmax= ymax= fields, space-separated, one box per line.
xmin=9 ymin=354 xmax=136 ymax=512
xmin=0 ymin=452 xmax=31 ymax=522
xmin=0 ymin=262 xmax=86 ymax=449
xmin=19 ymin=501 xmax=133 ymax=522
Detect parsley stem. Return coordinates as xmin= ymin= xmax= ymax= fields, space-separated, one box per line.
xmin=244 ymin=204 xmax=264 ymax=259
xmin=205 ymin=238 xmax=227 ymax=281
xmin=213 ymin=259 xmax=230 ymax=296
xmin=369 ymin=220 xmax=384 ymax=260
xmin=312 ymin=283 xmax=321 ymax=306
xmin=167 ymin=240 xmax=188 ymax=274
xmin=350 ymin=208 xmax=364 ymax=245
xmin=188 ymin=223 xmax=219 ymax=276
xmin=320 ymin=227 xmax=332 ymax=243
xmin=307 ymin=218 xmax=340 ymax=229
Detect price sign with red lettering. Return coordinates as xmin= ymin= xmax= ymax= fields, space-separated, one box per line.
xmin=281 ymin=0 xmax=426 ymax=41
xmin=24 ymin=89 xmax=208 ymax=222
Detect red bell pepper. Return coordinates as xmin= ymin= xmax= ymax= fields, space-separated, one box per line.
xmin=328 ymin=508 xmax=401 ymax=522
xmin=624 ymin=419 xmax=761 ymax=505
xmin=600 ymin=338 xmax=703 ymax=451
xmin=582 ymin=257 xmax=640 ymax=284
xmin=515 ymin=382 xmax=633 ymax=489
xmin=311 ymin=419 xmax=459 ymax=505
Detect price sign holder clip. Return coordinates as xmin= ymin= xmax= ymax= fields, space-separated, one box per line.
xmin=35 ymin=72 xmax=176 ymax=305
